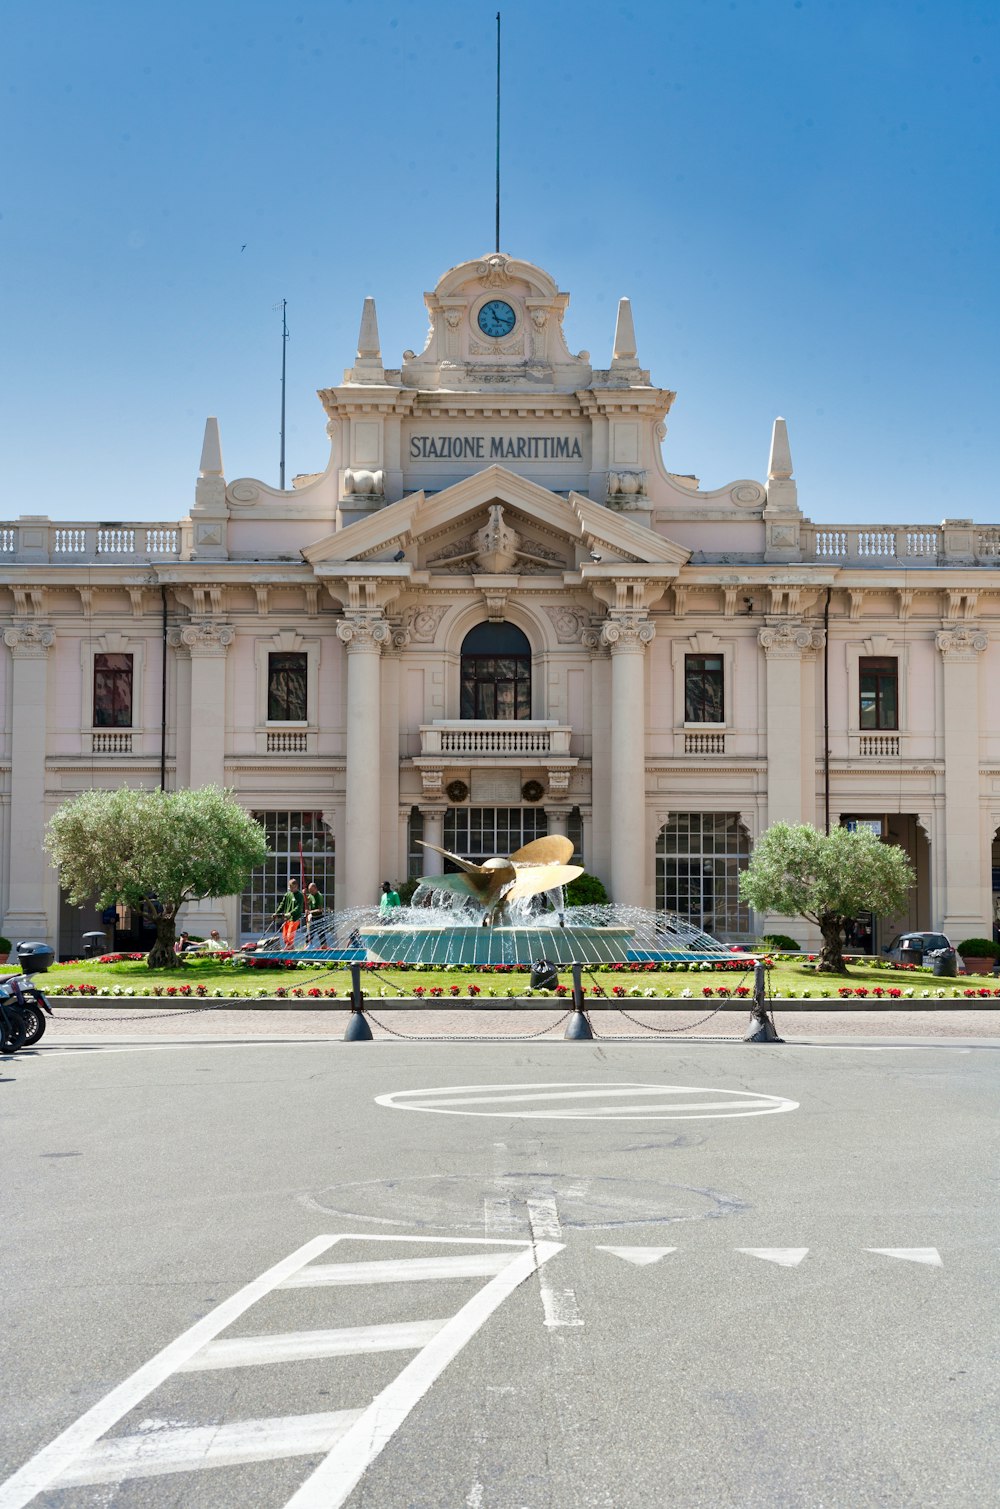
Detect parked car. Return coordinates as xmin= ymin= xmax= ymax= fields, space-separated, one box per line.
xmin=883 ymin=931 xmax=953 ymax=965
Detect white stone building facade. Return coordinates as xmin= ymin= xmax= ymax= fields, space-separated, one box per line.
xmin=3 ymin=251 xmax=999 ymax=955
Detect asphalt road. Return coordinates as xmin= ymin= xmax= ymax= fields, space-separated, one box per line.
xmin=2 ymin=1037 xmax=998 ymax=1507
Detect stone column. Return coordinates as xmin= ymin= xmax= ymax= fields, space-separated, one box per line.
xmin=545 ymin=807 xmax=571 ymax=839
xmin=3 ymin=624 xmax=55 ymax=944
xmin=758 ymin=623 xmax=823 ymax=828
xmin=337 ymin=614 xmax=389 ymax=907
xmin=936 ymin=628 xmax=990 ymax=936
xmin=176 ymin=621 xmax=234 ymax=937
xmin=419 ymin=805 xmax=446 ymax=876
xmin=598 ymin=615 xmax=655 ymax=908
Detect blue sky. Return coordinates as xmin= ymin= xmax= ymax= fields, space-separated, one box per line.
xmin=2 ymin=0 xmax=997 ymax=525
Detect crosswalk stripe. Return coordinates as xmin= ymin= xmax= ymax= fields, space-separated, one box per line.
xmin=280 ymin=1252 xmax=513 ymax=1288
xmin=55 ymin=1411 xmax=362 ymax=1487
xmin=179 ymin=1318 xmax=449 ymax=1371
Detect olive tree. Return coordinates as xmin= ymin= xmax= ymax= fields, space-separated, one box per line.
xmin=738 ymin=822 xmax=915 ymax=973
xmin=45 ymin=786 xmax=268 ymax=968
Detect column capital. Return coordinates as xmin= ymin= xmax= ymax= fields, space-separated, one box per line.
xmin=172 ymin=620 xmax=234 ymax=656
xmin=596 ymin=614 xmax=656 ymax=654
xmin=936 ymin=626 xmax=988 ymax=660
xmin=757 ymin=622 xmax=823 ymax=658
xmin=336 ymin=613 xmax=391 ymax=653
xmin=3 ymin=623 xmax=54 ymax=657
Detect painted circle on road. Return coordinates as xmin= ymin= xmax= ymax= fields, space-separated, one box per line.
xmin=375 ymin=1082 xmax=799 ymax=1121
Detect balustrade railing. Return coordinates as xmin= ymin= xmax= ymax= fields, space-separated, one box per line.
xmin=267 ymin=729 xmax=308 ymax=753
xmin=420 ymin=722 xmax=572 ymax=757
xmin=857 ymin=734 xmax=901 ymax=757
xmin=806 ymin=525 xmax=942 ymax=561
xmin=91 ymin=731 xmax=133 ymax=754
xmin=684 ymin=731 xmax=726 ymax=755
xmin=0 ymin=520 xmax=182 ymax=561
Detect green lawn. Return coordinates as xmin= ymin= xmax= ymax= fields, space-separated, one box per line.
xmin=28 ymin=955 xmax=1000 ymax=1001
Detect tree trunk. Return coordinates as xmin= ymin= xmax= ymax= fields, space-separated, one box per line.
xmin=816 ymin=914 xmax=848 ymax=973
xmin=146 ymin=913 xmax=180 ymax=970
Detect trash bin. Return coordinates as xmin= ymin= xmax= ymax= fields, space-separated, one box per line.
xmin=530 ymin=958 xmax=559 ymax=990
xmin=16 ymin=941 xmax=54 ymax=975
xmin=929 ymin=948 xmax=957 ymax=978
xmin=82 ymin=931 xmax=107 ymax=959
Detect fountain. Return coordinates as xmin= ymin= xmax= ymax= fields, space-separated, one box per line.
xmin=253 ymin=835 xmax=737 ymax=969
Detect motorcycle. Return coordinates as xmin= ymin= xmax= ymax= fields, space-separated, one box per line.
xmin=0 ymin=943 xmax=55 ymax=1053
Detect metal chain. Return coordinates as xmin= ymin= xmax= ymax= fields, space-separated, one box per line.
xmin=49 ymin=1003 xmax=225 ymax=1022
xmin=602 ymin=1001 xmax=730 ymax=1034
xmin=365 ymin=1007 xmax=572 ymax=1042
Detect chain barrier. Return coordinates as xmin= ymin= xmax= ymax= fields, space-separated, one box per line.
xmin=49 ymin=1002 xmax=227 ymax=1023
xmin=365 ymin=1007 xmax=572 ymax=1042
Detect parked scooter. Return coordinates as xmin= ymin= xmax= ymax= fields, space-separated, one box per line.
xmin=0 ymin=942 xmax=55 ymax=1052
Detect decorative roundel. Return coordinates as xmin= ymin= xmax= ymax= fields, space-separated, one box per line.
xmin=446 ymin=779 xmax=470 ymax=804
xmin=477 ymin=299 xmax=517 ymax=339
xmin=521 ymin=780 xmax=545 ymax=803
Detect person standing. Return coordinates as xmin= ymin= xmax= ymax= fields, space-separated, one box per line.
xmin=305 ymin=881 xmax=325 ymax=940
xmin=276 ymin=877 xmax=305 ymax=948
xmin=379 ymin=880 xmax=401 ymax=919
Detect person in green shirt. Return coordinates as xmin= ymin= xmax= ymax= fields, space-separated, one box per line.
xmin=305 ymin=881 xmax=324 ymax=940
xmin=379 ymin=881 xmax=401 ymax=920
xmin=276 ymin=878 xmax=305 ymax=948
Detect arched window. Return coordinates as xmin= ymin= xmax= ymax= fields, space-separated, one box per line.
xmin=460 ymin=621 xmax=532 ymax=720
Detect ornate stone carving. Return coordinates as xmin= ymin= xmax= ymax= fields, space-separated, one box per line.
xmin=732 ymin=482 xmax=767 ymax=508
xmin=474 ymin=505 xmax=521 ymax=573
xmin=936 ymin=627 xmax=988 ymax=660
xmin=3 ymin=623 xmax=54 ymax=655
xmin=178 ymin=621 xmax=235 ymax=655
xmin=469 ymin=337 xmax=523 ymax=357
xmin=545 ymin=604 xmax=590 ymax=642
xmin=757 ymin=623 xmax=822 ymax=657
xmin=546 ymin=769 xmax=572 ymax=798
xmin=530 ymin=309 xmax=548 ymax=330
xmin=607 ymin=471 xmax=647 ymax=500
xmin=476 ymin=253 xmax=512 ymax=287
xmin=342 ymin=469 xmax=384 ymax=498
xmin=444 ymin=309 xmax=463 ymax=329
xmin=420 ymin=768 xmax=444 ymax=798
xmin=599 ymin=616 xmax=656 ymax=652
xmin=336 ymin=615 xmax=391 ymax=652
xmin=403 ymin=605 xmax=448 ymax=643
xmin=229 ymin=481 xmax=260 ymax=504
xmin=655 ymin=421 xmax=668 ymax=442
xmin=389 ymin=624 xmax=411 ymax=652
xmin=483 ymin=589 xmax=508 ymax=624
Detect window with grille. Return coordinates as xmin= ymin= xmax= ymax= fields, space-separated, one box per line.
xmin=684 ymin=654 xmax=724 ymax=723
xmin=859 ymin=657 xmax=897 ymax=730
xmin=267 ymin=652 xmax=308 ymax=722
xmin=440 ymin=807 xmax=582 ymax=865
xmin=460 ymin=621 xmax=532 ymax=720
xmin=240 ymin=811 xmax=334 ymax=935
xmin=656 ymin=812 xmax=751 ymax=938
xmin=93 ymin=653 xmax=134 ymax=727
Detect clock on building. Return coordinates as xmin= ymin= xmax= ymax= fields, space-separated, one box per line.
xmin=477 ymin=299 xmax=517 ymax=339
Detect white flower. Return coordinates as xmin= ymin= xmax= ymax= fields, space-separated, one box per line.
xmin=680 ymin=988 xmax=693 ymax=999
xmin=903 ymin=988 xmax=914 ymax=998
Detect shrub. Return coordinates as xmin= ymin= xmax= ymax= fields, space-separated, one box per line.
xmin=397 ymin=878 xmax=421 ymax=906
xmin=755 ymin=934 xmax=801 ymax=952
xmin=564 ymin=872 xmax=610 ymax=906
xmin=957 ymin=938 xmax=1000 ymax=959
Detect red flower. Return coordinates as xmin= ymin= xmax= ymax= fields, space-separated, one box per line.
xmin=307 ymin=987 xmax=321 ymax=998
xmin=468 ymin=984 xmax=481 ymax=996
xmin=450 ymin=984 xmax=461 ymax=996
xmin=853 ymin=987 xmax=869 ymax=997
xmin=702 ymin=986 xmax=714 ymax=997
xmin=888 ymin=987 xmax=901 ymax=998
xmin=413 ymin=986 xmax=425 ymax=997
xmin=872 ymin=986 xmax=884 ymax=998
xmin=612 ymin=985 xmax=626 ymax=997
xmin=430 ymin=986 xmax=444 ymax=997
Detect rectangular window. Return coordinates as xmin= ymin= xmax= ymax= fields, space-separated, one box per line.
xmin=240 ymin=810 xmax=334 ymax=935
xmin=859 ymin=657 xmax=898 ymax=730
xmin=267 ymin=652 xmax=308 ymax=722
xmin=684 ymin=654 xmax=724 ymax=723
xmin=93 ymin=653 xmax=134 ymax=727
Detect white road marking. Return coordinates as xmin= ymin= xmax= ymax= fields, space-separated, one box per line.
xmin=179 ymin=1318 xmax=448 ymax=1371
xmin=866 ymin=1247 xmax=943 ymax=1266
xmin=596 ymin=1246 xmax=677 ymax=1265
xmin=55 ymin=1411 xmax=362 ymax=1487
xmin=376 ymin=1081 xmax=799 ymax=1122
xmin=484 ymin=1140 xmax=518 ymax=1238
xmin=528 ymin=1196 xmax=584 ymax=1329
xmin=280 ymin=1252 xmax=514 ymax=1288
xmin=0 ymin=1233 xmax=339 ymax=1509
xmin=737 ymin=1248 xmax=810 ymax=1267
xmin=282 ymin=1241 xmax=564 ymax=1509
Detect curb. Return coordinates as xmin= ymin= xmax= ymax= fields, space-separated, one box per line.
xmin=46 ymin=995 xmax=1000 ymax=1013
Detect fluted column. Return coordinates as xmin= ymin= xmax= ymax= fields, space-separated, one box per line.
xmin=3 ymin=624 xmax=55 ymax=943
xmin=758 ymin=623 xmax=823 ymax=828
xmin=598 ymin=615 xmax=655 ymax=907
xmin=936 ymin=628 xmax=989 ymax=935
xmin=338 ymin=614 xmax=389 ymax=907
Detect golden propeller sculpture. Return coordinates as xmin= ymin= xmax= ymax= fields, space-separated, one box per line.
xmin=416 ymin=835 xmax=583 ymax=924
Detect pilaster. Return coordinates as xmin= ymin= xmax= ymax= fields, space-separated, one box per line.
xmin=936 ymin=627 xmax=989 ymax=935
xmin=337 ymin=612 xmax=390 ymax=907
xmin=3 ymin=624 xmax=55 ymax=944
xmin=758 ymin=623 xmax=824 ymax=828
xmin=587 ymin=607 xmax=655 ymax=907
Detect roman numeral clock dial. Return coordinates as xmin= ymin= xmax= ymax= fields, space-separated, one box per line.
xmin=477 ymin=299 xmax=517 ymax=338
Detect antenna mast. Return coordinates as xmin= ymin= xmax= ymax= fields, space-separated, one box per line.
xmin=274 ymin=299 xmax=288 ymax=490
xmin=495 ymin=12 xmax=501 ymax=253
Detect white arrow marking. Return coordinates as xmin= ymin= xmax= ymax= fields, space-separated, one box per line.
xmin=866 ymin=1247 xmax=943 ymax=1266
xmin=596 ymin=1246 xmax=677 ymax=1265
xmin=736 ymin=1248 xmax=810 ymax=1267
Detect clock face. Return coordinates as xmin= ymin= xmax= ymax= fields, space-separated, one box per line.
xmin=477 ymin=299 xmax=517 ymax=339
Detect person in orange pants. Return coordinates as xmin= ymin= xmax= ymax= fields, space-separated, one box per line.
xmin=276 ymin=877 xmax=305 ymax=949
